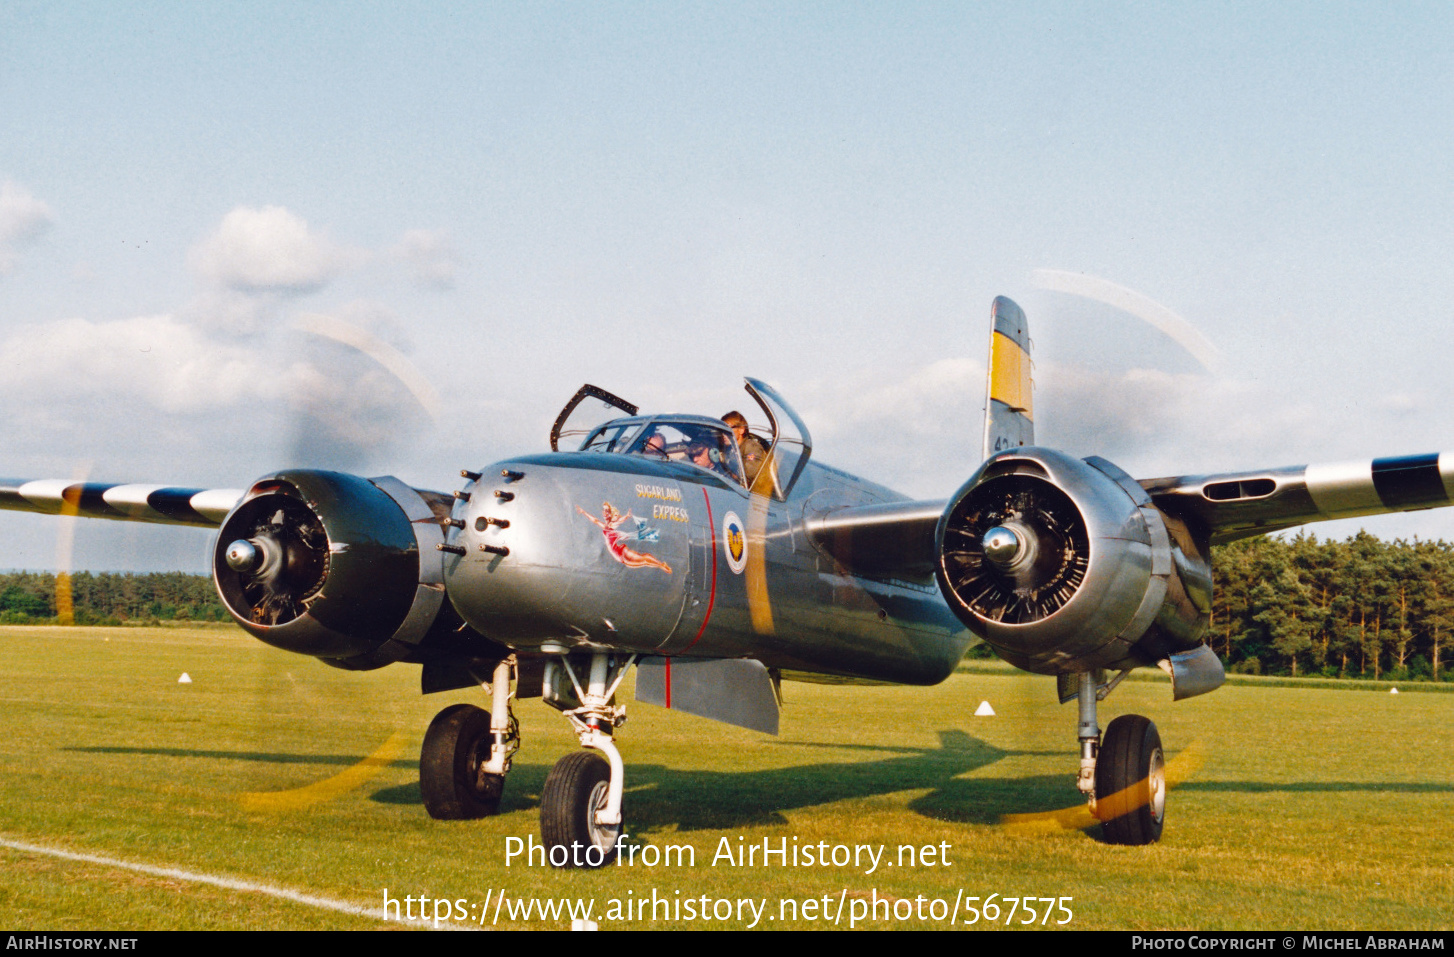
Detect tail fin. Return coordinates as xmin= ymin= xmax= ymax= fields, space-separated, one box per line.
xmin=982 ymin=296 xmax=1034 ymax=458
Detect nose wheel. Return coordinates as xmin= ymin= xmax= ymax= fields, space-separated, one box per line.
xmin=541 ymin=750 xmax=621 ymax=867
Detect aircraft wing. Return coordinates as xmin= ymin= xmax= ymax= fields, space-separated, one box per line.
xmin=1140 ymin=451 xmax=1454 ymax=544
xmin=808 ymin=451 xmax=1454 ymax=579
xmin=0 ymin=479 xmax=243 ymax=528
xmin=805 ymin=498 xmax=945 ymax=578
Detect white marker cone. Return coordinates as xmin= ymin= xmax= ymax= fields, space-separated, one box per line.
xmin=974 ymin=700 xmax=995 ymax=716
xmin=1389 ymin=687 xmax=1399 ymax=694
xmin=178 ymin=673 xmax=192 ymax=684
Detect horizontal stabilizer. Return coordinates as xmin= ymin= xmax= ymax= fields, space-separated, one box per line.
xmin=635 ymin=657 xmax=780 ymax=735
xmin=1142 ymin=452 xmax=1454 ymax=543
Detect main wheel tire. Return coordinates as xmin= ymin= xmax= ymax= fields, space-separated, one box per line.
xmin=420 ymin=704 xmax=504 ymax=820
xmin=1095 ymin=714 xmax=1165 ymax=845
xmin=540 ymin=751 xmax=619 ymax=868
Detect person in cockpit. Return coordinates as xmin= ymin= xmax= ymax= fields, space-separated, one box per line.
xmin=722 ymin=410 xmax=770 ymax=489
xmin=687 ymin=435 xmax=744 ymax=485
xmin=687 ymin=440 xmax=715 ymax=471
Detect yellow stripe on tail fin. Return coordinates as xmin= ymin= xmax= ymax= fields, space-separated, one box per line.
xmin=983 ymin=296 xmax=1034 ymax=459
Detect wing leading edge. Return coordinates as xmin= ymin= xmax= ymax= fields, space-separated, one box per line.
xmin=0 ymin=479 xmax=242 ymax=528
xmin=806 ymin=451 xmax=1454 ymax=580
xmin=1141 ymin=451 xmax=1454 ymax=544
xmin=805 ymin=499 xmax=945 ymax=579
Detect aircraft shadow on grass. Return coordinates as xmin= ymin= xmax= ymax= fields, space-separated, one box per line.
xmin=72 ymin=730 xmax=1032 ymax=827
xmin=373 ymin=730 xmax=1073 ymax=831
xmin=69 ymin=738 xmax=1450 ymax=834
xmin=67 ymin=745 xmax=418 ymax=769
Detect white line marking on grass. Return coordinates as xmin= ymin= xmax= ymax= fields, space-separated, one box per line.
xmin=0 ymin=835 xmax=475 ymax=931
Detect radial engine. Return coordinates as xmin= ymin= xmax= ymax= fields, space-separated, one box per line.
xmin=935 ymin=448 xmax=1221 ymax=695
xmin=212 ymin=470 xmax=452 ymax=670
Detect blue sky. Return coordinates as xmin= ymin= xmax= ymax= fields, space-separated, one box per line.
xmin=3 ymin=2 xmax=1453 ymax=570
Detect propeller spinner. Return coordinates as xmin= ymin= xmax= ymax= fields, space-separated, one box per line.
xmin=940 ymin=473 xmax=1090 ymax=624
xmin=217 ymin=501 xmax=328 ymax=626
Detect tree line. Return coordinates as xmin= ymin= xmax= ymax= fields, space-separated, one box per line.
xmin=2 ymin=532 xmax=1452 ymax=680
xmin=1210 ymin=531 xmax=1453 ymax=681
xmin=0 ymin=571 xmax=229 ymax=625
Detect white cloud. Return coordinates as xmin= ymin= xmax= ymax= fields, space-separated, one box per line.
xmin=0 ymin=180 xmax=54 ymax=273
xmin=797 ymin=357 xmax=985 ymax=441
xmin=391 ymin=229 xmax=458 ymax=288
xmin=0 ymin=314 xmax=305 ymax=412
xmin=788 ymin=357 xmax=988 ymax=496
xmin=769 ymin=354 xmax=1432 ymax=500
xmin=319 ymin=299 xmax=412 ymax=350
xmin=189 ymin=205 xmax=356 ymax=292
xmin=0 ymin=306 xmax=449 ymax=482
xmin=183 ymin=286 xmax=280 ymax=334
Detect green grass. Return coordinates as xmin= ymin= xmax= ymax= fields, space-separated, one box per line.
xmin=0 ymin=625 xmax=1450 ymax=930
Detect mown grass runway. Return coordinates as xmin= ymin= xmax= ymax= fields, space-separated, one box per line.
xmin=0 ymin=626 xmax=1450 ymax=930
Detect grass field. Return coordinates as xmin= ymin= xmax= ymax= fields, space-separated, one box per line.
xmin=0 ymin=625 xmax=1450 ymax=931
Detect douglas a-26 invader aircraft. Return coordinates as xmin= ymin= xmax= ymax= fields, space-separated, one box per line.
xmin=4 ymin=297 xmax=1452 ymax=863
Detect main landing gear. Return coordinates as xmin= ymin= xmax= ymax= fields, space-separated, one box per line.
xmin=1071 ymin=670 xmax=1165 ymax=845
xmin=420 ymin=660 xmax=519 ymax=820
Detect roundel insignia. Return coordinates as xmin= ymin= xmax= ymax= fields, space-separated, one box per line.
xmin=721 ymin=510 xmax=747 ymax=575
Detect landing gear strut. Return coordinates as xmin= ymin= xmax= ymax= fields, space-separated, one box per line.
xmin=540 ymin=649 xmax=635 ymax=868
xmin=1071 ymin=670 xmax=1165 ymax=845
xmin=420 ymin=661 xmax=519 ymax=820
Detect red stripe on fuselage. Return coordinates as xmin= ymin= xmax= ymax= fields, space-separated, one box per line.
xmin=685 ymin=487 xmax=717 ymax=651
xmin=664 ymin=656 xmax=672 ymax=709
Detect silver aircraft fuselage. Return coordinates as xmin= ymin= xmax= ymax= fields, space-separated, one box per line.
xmin=444 ymin=435 xmax=970 ymax=686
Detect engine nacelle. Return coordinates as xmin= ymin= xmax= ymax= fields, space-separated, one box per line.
xmin=935 ymin=448 xmax=1212 ymax=676
xmin=213 ymin=470 xmax=448 ymax=669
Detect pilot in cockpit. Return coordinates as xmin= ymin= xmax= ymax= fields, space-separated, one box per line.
xmin=688 ymin=434 xmax=744 ymax=485
xmin=626 ymin=422 xmax=745 ymax=485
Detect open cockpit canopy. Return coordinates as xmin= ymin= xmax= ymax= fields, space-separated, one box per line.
xmin=550 ymin=380 xmax=813 ymax=498
xmin=580 ymin=415 xmax=746 ymax=486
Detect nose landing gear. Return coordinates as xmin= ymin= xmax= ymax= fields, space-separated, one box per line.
xmin=539 ymin=650 xmax=635 ymax=868
xmin=541 ymin=750 xmax=620 ymax=867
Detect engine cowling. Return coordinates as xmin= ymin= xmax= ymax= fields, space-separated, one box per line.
xmin=935 ymin=448 xmax=1212 ymax=676
xmin=213 ymin=470 xmax=447 ymax=669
